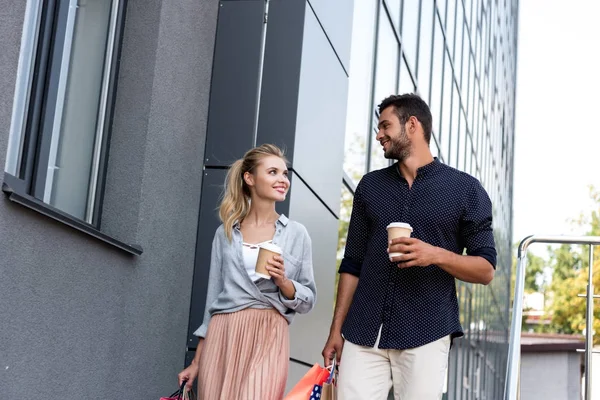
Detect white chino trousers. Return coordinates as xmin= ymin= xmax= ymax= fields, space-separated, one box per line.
xmin=337 ymin=329 xmax=451 ymax=400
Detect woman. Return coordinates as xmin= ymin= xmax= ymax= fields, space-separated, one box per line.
xmin=178 ymin=144 xmax=316 ymax=399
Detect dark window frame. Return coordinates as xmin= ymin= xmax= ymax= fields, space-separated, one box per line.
xmin=2 ymin=0 xmax=142 ymax=256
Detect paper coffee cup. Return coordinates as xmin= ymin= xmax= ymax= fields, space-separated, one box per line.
xmin=387 ymin=222 xmax=413 ymax=258
xmin=255 ymin=242 xmax=282 ymax=279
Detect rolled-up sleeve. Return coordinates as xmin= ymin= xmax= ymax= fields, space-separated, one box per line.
xmin=193 ymin=228 xmax=224 ymax=338
xmin=460 ymin=180 xmax=497 ymax=268
xmin=279 ymin=228 xmax=316 ymax=314
xmin=338 ymin=181 xmax=369 ymax=277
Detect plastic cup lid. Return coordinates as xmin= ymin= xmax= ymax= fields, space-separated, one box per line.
xmin=386 ymin=222 xmax=413 ymax=231
xmin=259 ymin=242 xmax=282 ymax=254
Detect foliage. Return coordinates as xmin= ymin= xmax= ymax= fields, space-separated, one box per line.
xmin=545 ymin=186 xmax=600 ymax=343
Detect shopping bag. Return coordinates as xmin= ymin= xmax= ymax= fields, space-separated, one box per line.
xmin=161 ymin=381 xmax=195 ymax=400
xmin=321 ymin=382 xmax=336 ymax=400
xmin=321 ymin=358 xmax=337 ymax=400
xmin=284 ymin=363 xmax=331 ymax=400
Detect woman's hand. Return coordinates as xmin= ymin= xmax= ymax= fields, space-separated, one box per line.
xmin=265 ymin=255 xmax=287 ymax=287
xmin=266 ymin=255 xmax=296 ymax=299
xmin=178 ymin=362 xmax=199 ymax=390
xmin=178 ymin=338 xmax=203 ymax=390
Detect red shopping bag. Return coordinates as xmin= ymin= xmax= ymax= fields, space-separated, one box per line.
xmin=284 ymin=363 xmax=331 ymax=400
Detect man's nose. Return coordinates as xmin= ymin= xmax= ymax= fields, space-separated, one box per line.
xmin=375 ymin=129 xmax=383 ymax=141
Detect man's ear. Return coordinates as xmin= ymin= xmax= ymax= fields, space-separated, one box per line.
xmin=406 ymin=116 xmax=418 ymax=135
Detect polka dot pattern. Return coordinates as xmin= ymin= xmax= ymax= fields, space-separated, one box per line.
xmin=339 ymin=159 xmax=496 ymax=350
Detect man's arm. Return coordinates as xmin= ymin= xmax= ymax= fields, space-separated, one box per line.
xmin=322 ymin=182 xmax=369 ymax=366
xmin=330 ymin=272 xmax=360 ymax=333
xmin=389 ymin=238 xmax=494 ymax=284
xmin=435 ymin=248 xmax=494 ymax=284
xmin=322 ymin=272 xmax=359 ymax=366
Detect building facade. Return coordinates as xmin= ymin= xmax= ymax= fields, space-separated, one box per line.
xmin=0 ymin=0 xmax=517 ymax=399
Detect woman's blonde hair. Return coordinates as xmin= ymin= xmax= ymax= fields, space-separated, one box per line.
xmin=219 ymin=144 xmax=287 ymax=241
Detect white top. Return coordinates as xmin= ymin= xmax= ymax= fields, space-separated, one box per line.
xmin=242 ymin=241 xmax=271 ymax=282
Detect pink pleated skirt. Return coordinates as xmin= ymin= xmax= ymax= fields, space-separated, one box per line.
xmin=197 ymin=308 xmax=289 ymax=400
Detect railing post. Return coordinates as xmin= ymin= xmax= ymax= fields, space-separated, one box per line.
xmin=504 ymin=241 xmax=529 ymax=400
xmin=504 ymin=235 xmax=600 ymax=399
xmin=584 ymin=245 xmax=594 ymax=400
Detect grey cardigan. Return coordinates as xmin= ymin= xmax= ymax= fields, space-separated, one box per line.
xmin=193 ymin=214 xmax=317 ymax=338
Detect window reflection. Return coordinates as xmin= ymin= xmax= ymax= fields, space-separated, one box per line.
xmin=370 ymin=12 xmax=399 ymax=172
xmin=343 ymin=0 xmax=377 ymax=184
xmin=398 ymin=58 xmax=413 ymax=95
xmin=416 ymin=0 xmax=434 ymax=99
xmin=384 ymin=0 xmax=401 ymax=30
xmin=401 ymin=0 xmax=420 ymax=71
xmin=430 ymin=20 xmax=444 ymax=134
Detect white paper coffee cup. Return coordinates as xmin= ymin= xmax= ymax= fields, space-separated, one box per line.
xmin=387 ymin=222 xmax=413 ymax=258
xmin=255 ymin=243 xmax=282 ymax=279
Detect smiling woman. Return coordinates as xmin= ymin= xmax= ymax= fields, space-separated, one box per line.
xmin=177 ymin=143 xmax=317 ymax=399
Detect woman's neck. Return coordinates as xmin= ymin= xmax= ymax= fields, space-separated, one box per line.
xmin=243 ymin=198 xmax=278 ymax=227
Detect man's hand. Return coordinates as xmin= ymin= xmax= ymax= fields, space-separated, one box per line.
xmin=322 ymin=331 xmax=344 ymax=367
xmin=388 ymin=237 xmax=442 ymax=268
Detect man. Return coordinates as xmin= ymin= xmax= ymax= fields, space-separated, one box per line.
xmin=322 ymin=94 xmax=496 ymax=400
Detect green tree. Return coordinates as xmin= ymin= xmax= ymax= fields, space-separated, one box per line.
xmin=510 ymin=244 xmax=547 ymax=299
xmin=546 ymin=186 xmax=600 ymax=344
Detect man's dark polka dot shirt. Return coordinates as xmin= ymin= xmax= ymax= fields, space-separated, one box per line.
xmin=339 ymin=158 xmax=496 ymax=350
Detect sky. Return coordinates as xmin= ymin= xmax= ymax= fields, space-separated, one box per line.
xmin=512 ymin=0 xmax=600 ymax=253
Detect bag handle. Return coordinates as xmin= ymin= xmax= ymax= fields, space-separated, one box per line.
xmin=326 ymin=358 xmax=337 ymax=384
xmin=167 ymin=381 xmax=188 ymax=400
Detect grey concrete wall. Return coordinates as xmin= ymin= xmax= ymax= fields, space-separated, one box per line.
xmin=521 ymin=352 xmax=582 ymax=400
xmin=0 ymin=1 xmax=218 ymax=398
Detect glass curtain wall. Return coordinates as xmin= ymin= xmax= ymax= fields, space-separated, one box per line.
xmin=338 ymin=0 xmax=518 ymax=398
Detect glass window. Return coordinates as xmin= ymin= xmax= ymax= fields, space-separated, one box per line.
xmin=398 ymin=58 xmax=414 ymax=95
xmin=5 ymin=0 xmax=43 ymax=176
xmin=370 ymin=14 xmax=399 ymax=172
xmin=344 ymin=0 xmax=377 ymax=183
xmin=465 ymin=0 xmax=473 ymax=29
xmin=384 ymin=0 xmax=401 ymax=30
xmin=449 ymin=87 xmax=460 ymax=167
xmin=401 ymin=0 xmax=420 ymax=71
xmin=461 ymin=33 xmax=471 ymax=97
xmin=416 ymin=0 xmax=434 ymax=98
xmin=458 ymin=109 xmax=467 ymax=170
xmin=4 ymin=0 xmax=123 ymax=224
xmin=436 ymin=0 xmax=446 ymax=26
xmin=446 ymin=0 xmax=456 ymax=58
xmin=429 ymin=20 xmax=444 ymax=134
xmin=42 ymin=0 xmax=119 ymax=221
xmin=440 ymin=55 xmax=453 ymax=155
xmin=455 ymin=3 xmax=465 ymax=61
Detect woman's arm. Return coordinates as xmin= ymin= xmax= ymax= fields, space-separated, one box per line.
xmin=192 ymin=227 xmax=224 ymax=338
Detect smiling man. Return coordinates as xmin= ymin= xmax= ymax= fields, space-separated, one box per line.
xmin=322 ymin=93 xmax=496 ymax=400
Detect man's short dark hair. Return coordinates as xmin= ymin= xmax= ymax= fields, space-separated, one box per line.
xmin=378 ymin=93 xmax=433 ymax=144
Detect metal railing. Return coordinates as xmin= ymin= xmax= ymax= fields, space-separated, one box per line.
xmin=504 ymin=235 xmax=600 ymax=400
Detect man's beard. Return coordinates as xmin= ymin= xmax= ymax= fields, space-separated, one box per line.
xmin=384 ymin=127 xmax=411 ymax=161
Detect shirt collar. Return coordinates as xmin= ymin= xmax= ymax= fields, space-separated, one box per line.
xmin=394 ymin=157 xmax=441 ymax=180
xmin=277 ymin=214 xmax=289 ymax=226
xmin=234 ymin=213 xmax=288 ymax=229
